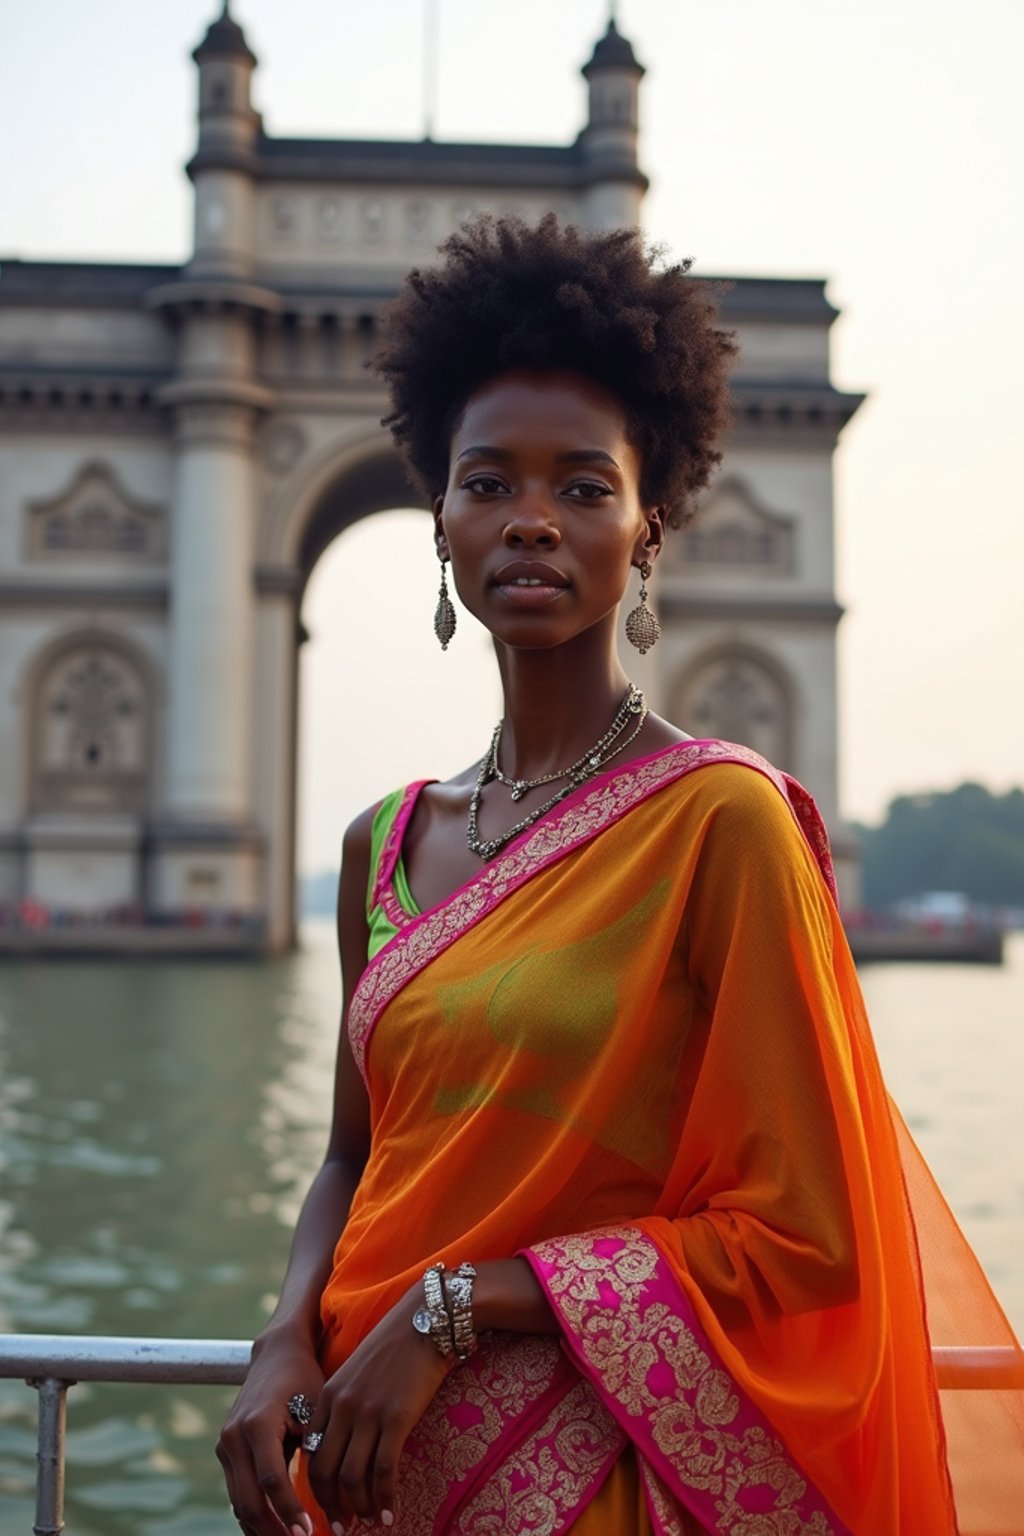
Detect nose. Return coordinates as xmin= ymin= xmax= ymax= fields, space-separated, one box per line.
xmin=501 ymin=492 xmax=562 ymax=549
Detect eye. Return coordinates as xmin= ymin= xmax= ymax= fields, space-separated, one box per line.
xmin=564 ymin=479 xmax=614 ymax=500
xmin=462 ymin=473 xmax=509 ymax=496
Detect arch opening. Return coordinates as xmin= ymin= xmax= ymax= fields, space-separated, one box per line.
xmin=283 ymin=467 xmax=501 ymax=942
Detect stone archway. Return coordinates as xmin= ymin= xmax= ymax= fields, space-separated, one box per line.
xmin=257 ymin=437 xmax=431 ymax=951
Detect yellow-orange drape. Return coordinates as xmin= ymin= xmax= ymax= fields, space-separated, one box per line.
xmin=295 ymin=747 xmax=1022 ymax=1534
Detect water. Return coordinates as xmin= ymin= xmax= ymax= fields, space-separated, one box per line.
xmin=0 ymin=923 xmax=1021 ymax=1534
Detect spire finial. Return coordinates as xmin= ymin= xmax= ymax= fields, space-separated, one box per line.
xmin=422 ymin=0 xmax=440 ymax=141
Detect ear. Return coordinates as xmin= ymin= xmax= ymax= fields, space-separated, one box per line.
xmin=636 ymin=505 xmax=667 ymax=566
xmin=432 ymin=494 xmax=449 ymax=561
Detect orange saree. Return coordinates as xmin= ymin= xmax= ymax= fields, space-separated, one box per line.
xmin=298 ymin=742 xmax=1024 ymax=1534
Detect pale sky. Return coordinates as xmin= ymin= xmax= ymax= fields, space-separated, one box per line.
xmin=3 ymin=0 xmax=1022 ymax=874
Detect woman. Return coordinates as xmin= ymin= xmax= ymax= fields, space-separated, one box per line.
xmin=217 ymin=217 xmax=1023 ymax=1535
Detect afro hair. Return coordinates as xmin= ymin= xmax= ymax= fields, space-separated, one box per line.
xmin=374 ymin=214 xmax=736 ymax=528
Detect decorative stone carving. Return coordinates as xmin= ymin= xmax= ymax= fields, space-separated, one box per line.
xmin=405 ymin=201 xmax=432 ymax=244
xmin=676 ymin=651 xmax=791 ymax=766
xmin=32 ymin=643 xmax=150 ymax=814
xmin=361 ymin=199 xmax=385 ymax=242
xmin=26 ymin=463 xmax=166 ymax=562
xmin=271 ymin=197 xmax=297 ymax=237
xmin=261 ymin=419 xmax=307 ymax=474
xmin=680 ymin=478 xmax=794 ymax=573
xmin=318 ymin=198 xmax=343 ymax=241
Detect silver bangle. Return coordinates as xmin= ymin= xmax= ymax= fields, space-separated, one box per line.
xmin=411 ymin=1260 xmax=453 ymax=1357
xmin=444 ymin=1262 xmax=478 ymax=1361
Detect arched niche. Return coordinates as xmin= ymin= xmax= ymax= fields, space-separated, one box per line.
xmin=25 ymin=632 xmax=156 ymax=816
xmin=672 ymin=645 xmax=796 ymax=770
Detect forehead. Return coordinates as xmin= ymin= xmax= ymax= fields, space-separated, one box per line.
xmin=453 ymin=369 xmax=631 ymax=452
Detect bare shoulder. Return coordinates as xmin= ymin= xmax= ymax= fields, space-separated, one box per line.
xmin=638 ymin=711 xmax=693 ymax=752
xmin=408 ymin=762 xmax=478 ymax=825
xmin=336 ymin=800 xmax=382 ymax=982
xmin=340 ymin=799 xmax=380 ymax=869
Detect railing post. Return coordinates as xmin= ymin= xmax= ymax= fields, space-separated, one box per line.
xmin=29 ymin=1376 xmax=71 ymax=1536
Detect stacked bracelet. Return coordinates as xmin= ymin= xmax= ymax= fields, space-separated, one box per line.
xmin=411 ymin=1260 xmax=478 ymax=1361
xmin=445 ymin=1262 xmax=478 ymax=1361
xmin=412 ymin=1260 xmax=453 ymax=1356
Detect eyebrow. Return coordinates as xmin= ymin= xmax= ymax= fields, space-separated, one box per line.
xmin=455 ymin=445 xmax=621 ymax=468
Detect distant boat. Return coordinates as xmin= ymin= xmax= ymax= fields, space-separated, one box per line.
xmin=846 ymin=892 xmax=1005 ymax=965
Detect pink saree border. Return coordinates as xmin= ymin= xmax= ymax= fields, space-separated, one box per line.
xmin=350 ymin=1333 xmax=622 ymax=1536
xmin=524 ymin=1225 xmax=853 ymax=1536
xmin=450 ymin=1373 xmax=625 ymax=1534
xmin=347 ymin=739 xmax=836 ymax=1084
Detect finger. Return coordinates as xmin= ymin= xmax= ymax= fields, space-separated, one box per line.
xmin=336 ymin=1419 xmax=381 ymax=1521
xmin=253 ymin=1438 xmax=315 ymax=1536
xmin=308 ymin=1410 xmax=355 ymax=1528
xmin=370 ymin=1415 xmax=404 ymax=1527
xmin=221 ymin=1425 xmax=298 ymax=1536
xmin=216 ymin=1435 xmax=261 ymax=1536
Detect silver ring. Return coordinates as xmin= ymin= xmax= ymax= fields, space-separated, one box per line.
xmin=302 ymin=1430 xmax=324 ymax=1454
xmin=287 ymin=1392 xmax=315 ymax=1426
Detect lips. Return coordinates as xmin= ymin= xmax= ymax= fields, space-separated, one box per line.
xmin=491 ymin=560 xmax=570 ymax=589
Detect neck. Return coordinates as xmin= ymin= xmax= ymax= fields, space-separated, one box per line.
xmin=492 ymin=622 xmax=634 ymax=781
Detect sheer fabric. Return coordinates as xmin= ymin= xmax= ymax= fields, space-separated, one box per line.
xmin=294 ymin=743 xmax=1023 ymax=1534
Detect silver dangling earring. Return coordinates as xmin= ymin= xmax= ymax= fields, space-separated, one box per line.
xmin=625 ymin=560 xmax=660 ymax=654
xmin=434 ymin=557 xmax=457 ymax=650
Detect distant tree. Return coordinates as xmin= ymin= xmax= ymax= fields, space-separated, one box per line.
xmin=855 ymin=783 xmax=1024 ymax=908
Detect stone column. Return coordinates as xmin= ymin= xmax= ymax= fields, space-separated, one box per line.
xmin=165 ymin=396 xmax=258 ymax=821
xmin=253 ymin=569 xmax=304 ymax=952
xmin=144 ymin=280 xmax=277 ymax=928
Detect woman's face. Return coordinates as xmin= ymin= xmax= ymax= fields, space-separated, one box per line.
xmin=435 ymin=369 xmax=663 ymax=652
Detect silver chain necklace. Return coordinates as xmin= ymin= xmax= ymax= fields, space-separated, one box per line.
xmin=492 ymin=684 xmax=645 ymax=801
xmin=467 ymin=685 xmax=647 ymax=861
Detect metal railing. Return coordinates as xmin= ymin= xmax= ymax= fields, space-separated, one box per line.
xmin=1 ymin=1334 xmax=1022 ymax=1536
xmin=0 ymin=1334 xmax=250 ymax=1536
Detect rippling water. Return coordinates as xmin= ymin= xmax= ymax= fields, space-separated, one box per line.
xmin=0 ymin=924 xmax=1021 ymax=1534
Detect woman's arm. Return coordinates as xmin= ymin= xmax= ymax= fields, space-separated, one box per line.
xmin=252 ymin=803 xmax=376 ymax=1351
xmin=216 ymin=805 xmax=377 ymax=1536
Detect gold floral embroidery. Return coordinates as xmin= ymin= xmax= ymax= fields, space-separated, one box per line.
xmin=638 ymin=1458 xmax=708 ymax=1535
xmin=349 ymin=742 xmax=830 ymax=1082
xmin=530 ymin=1228 xmax=844 ymax=1536
xmin=452 ymin=1376 xmax=624 ymax=1535
xmin=383 ymin=1333 xmax=570 ymax=1535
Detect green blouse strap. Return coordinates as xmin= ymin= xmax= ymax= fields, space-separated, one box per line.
xmin=365 ymin=781 xmax=430 ymax=960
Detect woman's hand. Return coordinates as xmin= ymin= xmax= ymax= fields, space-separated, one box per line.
xmin=305 ymin=1284 xmax=455 ymax=1530
xmin=216 ymin=1330 xmax=323 ymax=1536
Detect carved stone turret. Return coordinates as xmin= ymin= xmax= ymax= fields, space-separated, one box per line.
xmin=187 ymin=2 xmax=260 ymax=278
xmin=579 ymin=13 xmax=648 ymax=229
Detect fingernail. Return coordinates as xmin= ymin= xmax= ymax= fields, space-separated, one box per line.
xmin=381 ymin=1513 xmax=394 ymax=1529
xmin=292 ymin=1520 xmax=313 ymax=1536
xmin=332 ymin=1524 xmax=346 ymax=1536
